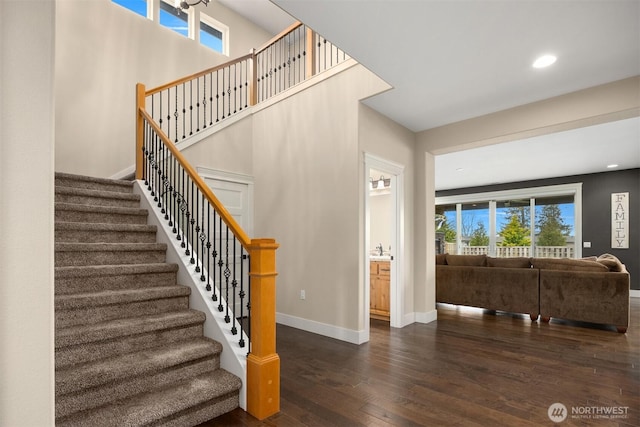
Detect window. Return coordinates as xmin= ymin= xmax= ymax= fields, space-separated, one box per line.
xmin=160 ymin=0 xmax=189 ymax=38
xmin=112 ymin=0 xmax=147 ymax=18
xmin=200 ymin=14 xmax=228 ymax=54
xmin=435 ymin=184 xmax=582 ymax=258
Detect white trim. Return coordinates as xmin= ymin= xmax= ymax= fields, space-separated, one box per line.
xmin=199 ymin=12 xmax=229 ymax=55
xmin=630 ymin=290 xmax=640 ymax=298
xmin=110 ymin=164 xmax=136 ymax=180
xmin=364 ymin=153 xmax=406 ymax=332
xmin=134 ymin=181 xmax=249 ymax=410
xmin=276 ymin=313 xmax=367 ymax=345
xmin=414 ymin=310 xmax=438 ymax=325
xmin=436 ymin=182 xmax=583 ymax=258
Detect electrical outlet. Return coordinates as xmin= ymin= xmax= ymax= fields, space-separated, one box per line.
xmin=300 ymin=290 xmax=306 ymax=300
xmin=584 ymin=241 xmax=591 ymax=248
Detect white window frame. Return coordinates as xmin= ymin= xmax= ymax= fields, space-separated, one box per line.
xmin=199 ymin=13 xmax=229 ymax=55
xmin=435 ymin=183 xmax=583 ymax=258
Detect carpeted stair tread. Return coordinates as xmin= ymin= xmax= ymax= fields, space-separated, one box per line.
xmin=55 ymin=222 xmax=158 ymax=243
xmin=55 ymin=370 xmax=242 ymax=427
xmin=56 ymin=337 xmax=222 ymax=395
xmin=55 ymin=242 xmax=167 ymax=267
xmin=56 ymin=310 xmax=206 ymax=348
xmin=55 ymin=263 xmax=179 ymax=294
xmin=55 ymin=321 xmax=205 ymax=370
xmin=56 ymin=285 xmax=190 ymax=310
xmin=55 ymin=202 xmax=149 ymax=217
xmin=55 ymin=172 xmax=134 ymax=194
xmin=55 ymin=186 xmax=141 ymax=208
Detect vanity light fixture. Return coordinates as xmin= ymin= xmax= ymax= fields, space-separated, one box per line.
xmin=532 ymin=54 xmax=557 ymax=69
xmin=607 ymin=164 xmax=619 ymax=169
xmin=370 ymin=175 xmax=391 ymax=189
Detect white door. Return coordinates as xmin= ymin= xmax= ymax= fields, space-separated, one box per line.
xmin=200 ymin=169 xmax=254 ymax=319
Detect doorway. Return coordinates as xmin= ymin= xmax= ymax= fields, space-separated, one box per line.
xmin=364 ymin=153 xmax=404 ymax=333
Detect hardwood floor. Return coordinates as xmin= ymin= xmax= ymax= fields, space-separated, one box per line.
xmin=200 ymin=298 xmax=639 ymax=426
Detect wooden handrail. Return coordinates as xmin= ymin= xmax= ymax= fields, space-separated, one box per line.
xmin=145 ymin=52 xmax=254 ymax=97
xmin=255 ymin=21 xmax=304 ymax=55
xmin=137 ymin=100 xmax=252 ymax=248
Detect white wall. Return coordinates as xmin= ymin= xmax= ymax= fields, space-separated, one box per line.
xmin=369 ymin=192 xmax=391 ymax=252
xmin=55 ymin=0 xmax=273 ymax=178
xmin=0 ymin=1 xmax=56 ymax=425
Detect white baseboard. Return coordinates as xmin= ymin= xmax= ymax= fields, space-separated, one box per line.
xmin=414 ymin=309 xmax=438 ymax=324
xmin=110 ymin=164 xmax=135 ymax=180
xmin=630 ymin=290 xmax=640 ymax=298
xmin=276 ymin=312 xmax=367 ymax=345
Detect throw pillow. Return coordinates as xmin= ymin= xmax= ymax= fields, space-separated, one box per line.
xmin=596 ymin=253 xmax=625 ymax=272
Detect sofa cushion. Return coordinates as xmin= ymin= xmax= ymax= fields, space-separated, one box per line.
xmin=596 ymin=253 xmax=625 ymax=272
xmin=445 ymin=254 xmax=487 ymax=266
xmin=436 ymin=254 xmax=447 ymax=265
xmin=532 ymin=258 xmax=609 ymax=272
xmin=487 ymin=257 xmax=531 ymax=268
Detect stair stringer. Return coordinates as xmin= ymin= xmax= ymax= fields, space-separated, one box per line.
xmin=133 ymin=181 xmax=249 ymax=411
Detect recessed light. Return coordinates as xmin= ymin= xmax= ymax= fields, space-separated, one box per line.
xmin=456 ymin=168 xmax=464 ymax=172
xmin=607 ymin=164 xmax=619 ymax=169
xmin=533 ymin=54 xmax=557 ymax=68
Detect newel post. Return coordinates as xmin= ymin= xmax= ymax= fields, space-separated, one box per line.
xmin=247 ymin=238 xmax=280 ymax=420
xmin=305 ymin=27 xmax=316 ymax=79
xmin=135 ymin=83 xmax=146 ymax=180
xmin=249 ymin=48 xmax=258 ymax=106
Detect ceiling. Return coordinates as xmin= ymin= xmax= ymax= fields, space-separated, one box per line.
xmin=219 ymin=0 xmax=640 ymax=190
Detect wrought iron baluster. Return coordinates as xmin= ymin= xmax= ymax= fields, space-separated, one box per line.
xmin=231 ymin=237 xmax=238 ymax=335
xmin=206 ymin=203 xmax=212 ymax=291
xmin=194 ymin=187 xmax=201 ymax=273
xmin=227 ymin=67 xmax=232 ymax=118
xmin=217 ymin=215 xmax=224 ymax=313
xmin=182 ymin=83 xmax=186 ymax=140
xmin=198 ymin=192 xmax=206 ymax=279
xmin=202 ymin=76 xmax=207 ymax=129
xmin=233 ymin=63 xmax=237 ymax=114
xmin=224 ymin=226 xmax=231 ymax=324
xmin=188 ymin=181 xmax=195 ymax=262
xmin=179 ymin=168 xmax=186 ymax=247
xmin=174 ymin=85 xmax=179 ymax=143
xmin=246 ymin=259 xmax=251 ymax=355
xmin=159 ymin=92 xmax=164 ymax=137
xmin=196 ymin=78 xmax=201 ymax=132
xmin=238 ymin=246 xmax=246 ymax=348
xmin=221 ymin=68 xmax=226 ymax=120
xmin=211 ymin=210 xmax=218 ymax=302
xmin=189 ymin=80 xmax=193 ymax=136
xmin=166 ymin=87 xmax=171 ymax=144
xmin=171 ymin=156 xmax=177 ymax=233
xmin=209 ymin=72 xmax=214 ymax=125
xmin=216 ymin=70 xmax=220 ymax=122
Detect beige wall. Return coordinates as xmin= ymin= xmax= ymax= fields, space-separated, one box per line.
xmin=359 ymin=104 xmax=423 ymax=324
xmin=369 ymin=192 xmax=391 ymax=252
xmin=418 ymin=76 xmax=640 ymax=155
xmin=250 ymin=64 xmax=389 ymax=332
xmin=0 ymin=1 xmax=56 ymax=425
xmin=55 ymin=0 xmax=273 ymax=178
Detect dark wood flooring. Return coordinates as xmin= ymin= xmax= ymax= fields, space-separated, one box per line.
xmin=200 ymin=299 xmax=639 ymax=426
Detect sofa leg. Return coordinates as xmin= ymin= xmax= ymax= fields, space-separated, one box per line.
xmin=616 ymin=326 xmax=627 ymax=334
xmin=529 ymin=314 xmax=539 ymax=321
xmin=541 ymin=316 xmax=550 ymax=323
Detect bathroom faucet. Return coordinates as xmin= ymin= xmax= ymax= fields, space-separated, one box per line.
xmin=376 ymin=243 xmax=384 ymax=256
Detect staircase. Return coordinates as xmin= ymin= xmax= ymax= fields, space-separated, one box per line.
xmin=54 ymin=172 xmax=241 ymax=426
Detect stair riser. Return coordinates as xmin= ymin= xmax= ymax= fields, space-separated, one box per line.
xmin=55 ymin=210 xmax=148 ymax=225
xmin=56 ymin=297 xmax=190 ymax=329
xmin=55 ymin=324 xmax=204 ymax=369
xmin=56 ymin=271 xmax=177 ymax=295
xmin=55 ymin=194 xmax=140 ymax=208
xmin=55 ymin=229 xmax=157 ymax=244
xmin=56 ymin=357 xmax=220 ymax=419
xmin=55 ymin=178 xmax=133 ymax=194
xmin=160 ymin=393 xmax=240 ymax=427
xmin=55 ymin=250 xmax=166 ymax=267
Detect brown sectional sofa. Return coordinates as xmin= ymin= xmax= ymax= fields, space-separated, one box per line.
xmin=436 ymin=253 xmax=630 ymax=333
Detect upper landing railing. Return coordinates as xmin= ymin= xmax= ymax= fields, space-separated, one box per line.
xmin=135 ymin=22 xmax=348 ymax=421
xmin=142 ymin=22 xmax=349 ymax=144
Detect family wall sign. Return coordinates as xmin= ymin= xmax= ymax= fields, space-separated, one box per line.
xmin=611 ymin=192 xmax=629 ymax=249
